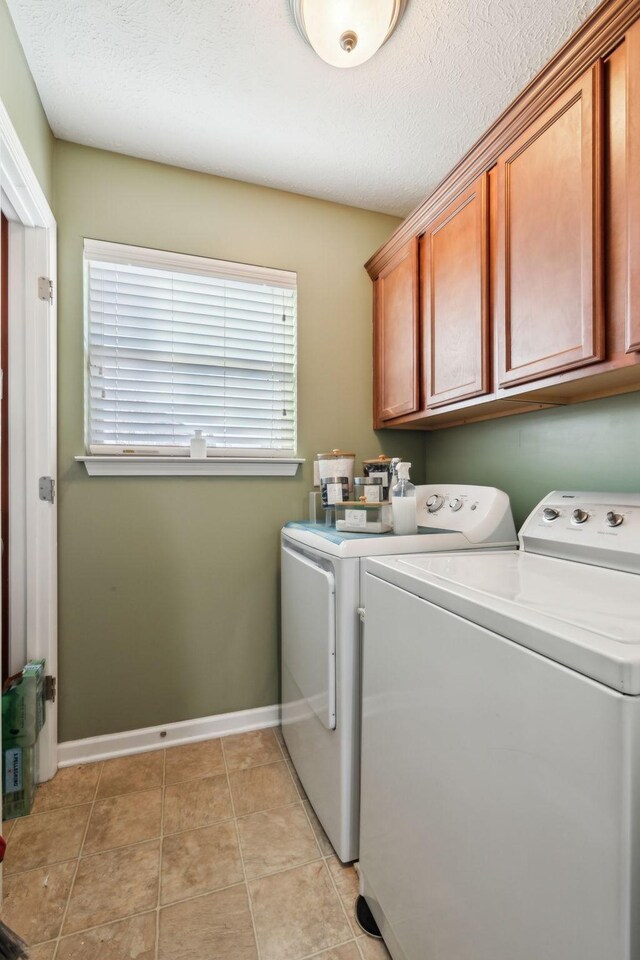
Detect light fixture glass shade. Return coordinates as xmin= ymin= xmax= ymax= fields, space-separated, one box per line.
xmin=292 ymin=0 xmax=406 ymax=69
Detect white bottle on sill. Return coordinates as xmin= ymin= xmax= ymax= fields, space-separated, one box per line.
xmin=190 ymin=429 xmax=207 ymax=459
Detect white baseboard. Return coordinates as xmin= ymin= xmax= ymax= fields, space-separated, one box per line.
xmin=57 ymin=704 xmax=281 ymax=767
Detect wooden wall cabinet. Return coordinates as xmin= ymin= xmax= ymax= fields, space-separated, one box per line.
xmin=496 ymin=64 xmax=604 ymax=387
xmin=628 ymin=19 xmax=640 ymax=353
xmin=421 ymin=174 xmax=490 ymax=407
xmin=366 ymin=0 xmax=640 ymax=431
xmin=373 ymin=238 xmax=419 ymax=423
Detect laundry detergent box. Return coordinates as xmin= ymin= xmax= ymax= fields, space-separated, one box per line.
xmin=2 ymin=743 xmax=35 ymax=819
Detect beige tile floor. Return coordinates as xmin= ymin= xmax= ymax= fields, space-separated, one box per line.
xmin=0 ymin=727 xmax=391 ymax=960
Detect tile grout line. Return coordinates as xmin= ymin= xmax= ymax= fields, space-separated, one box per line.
xmin=32 ymin=909 xmax=160 ymax=950
xmin=164 ymin=752 xmax=288 ymax=785
xmin=222 ymin=736 xmax=263 ymax=960
xmin=4 ymin=852 xmax=86 ymax=881
xmin=155 ymin=748 xmax=166 ymax=960
xmin=298 ymin=796 xmax=328 ymax=862
xmin=20 ymin=734 xmax=374 ymax=959
xmin=320 ymin=854 xmax=358 ymax=947
xmin=233 ymin=796 xmax=300 ymax=824
xmin=272 ymin=728 xmax=286 ymax=761
xmin=12 ymin=799 xmax=95 ymax=820
xmin=354 ymin=939 xmax=367 ymax=960
xmin=34 ymin=861 xmax=364 ymax=954
xmin=292 ymin=757 xmax=360 ymax=951
xmin=42 ymin=754 xmax=167 ymax=957
xmin=9 ymin=798 xmax=311 ymax=882
xmin=149 ymin=844 xmax=326 ymax=906
xmin=3 ymin=802 xmax=95 ymax=879
xmin=276 ymin=726 xmax=361 ymax=953
xmin=261 ymin=727 xmax=353 ymax=959
xmin=297 ymin=936 xmax=361 ymax=960
xmin=51 ymin=760 xmax=105 ymax=960
xmin=32 ymin=866 xmax=363 ymax=955
xmin=280 ymin=748 xmax=307 ymax=801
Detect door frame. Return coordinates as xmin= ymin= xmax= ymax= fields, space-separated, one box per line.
xmin=0 ymin=97 xmax=57 ymax=781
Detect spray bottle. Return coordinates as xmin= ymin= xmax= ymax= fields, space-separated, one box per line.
xmin=388 ymin=458 xmax=402 ymax=500
xmin=392 ymin=462 xmax=417 ymax=535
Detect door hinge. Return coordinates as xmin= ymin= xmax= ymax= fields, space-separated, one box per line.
xmin=38 ymin=276 xmax=54 ymax=303
xmin=39 ymin=476 xmax=55 ymax=503
xmin=44 ymin=675 xmax=56 ymax=703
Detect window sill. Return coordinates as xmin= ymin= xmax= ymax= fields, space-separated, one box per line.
xmin=76 ymin=456 xmax=304 ymax=477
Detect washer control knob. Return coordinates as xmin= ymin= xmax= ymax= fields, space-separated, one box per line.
xmin=449 ymin=498 xmax=463 ymax=512
xmin=427 ymin=495 xmax=444 ymax=513
xmin=572 ymin=508 xmax=589 ymax=524
xmin=605 ymin=510 xmax=623 ymax=527
xmin=543 ymin=507 xmax=560 ymax=521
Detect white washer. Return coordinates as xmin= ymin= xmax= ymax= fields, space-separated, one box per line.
xmin=360 ymin=491 xmax=640 ymax=960
xmin=281 ymin=484 xmax=516 ymax=863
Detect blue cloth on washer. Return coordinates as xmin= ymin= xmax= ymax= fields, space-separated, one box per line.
xmin=284 ymin=521 xmax=448 ymax=544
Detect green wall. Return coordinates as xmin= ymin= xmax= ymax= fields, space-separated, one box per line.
xmin=0 ymin=0 xmax=53 ymax=202
xmin=425 ymin=392 xmax=640 ymax=527
xmin=54 ymin=140 xmax=422 ymax=742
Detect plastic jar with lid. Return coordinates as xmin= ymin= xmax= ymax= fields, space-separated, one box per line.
xmin=316 ymin=450 xmax=355 ymax=491
xmin=320 ymin=476 xmax=350 ymax=507
xmin=354 ymin=476 xmax=385 ymax=503
xmin=362 ymin=455 xmax=394 ymax=499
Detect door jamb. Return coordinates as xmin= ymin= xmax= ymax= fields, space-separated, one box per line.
xmin=0 ymin=97 xmax=58 ymax=782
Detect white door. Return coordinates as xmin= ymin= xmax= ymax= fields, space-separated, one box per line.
xmin=1 ymin=98 xmax=58 ymax=785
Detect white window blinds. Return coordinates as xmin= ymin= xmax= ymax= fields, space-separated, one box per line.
xmin=84 ymin=240 xmax=297 ymax=456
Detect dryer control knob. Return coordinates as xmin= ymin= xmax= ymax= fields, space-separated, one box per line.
xmin=427 ymin=495 xmax=444 ymax=513
xmin=605 ymin=511 xmax=623 ymax=527
xmin=449 ymin=498 xmax=463 ymax=511
xmin=572 ymin=508 xmax=589 ymax=524
xmin=542 ymin=507 xmax=559 ymax=521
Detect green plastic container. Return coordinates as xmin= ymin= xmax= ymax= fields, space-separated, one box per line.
xmin=1 ymin=661 xmax=45 ymax=818
xmin=22 ymin=659 xmax=46 ymax=737
xmin=2 ymin=674 xmax=38 ymax=746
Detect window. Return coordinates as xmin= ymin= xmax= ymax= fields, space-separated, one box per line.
xmin=84 ymin=240 xmax=297 ymax=459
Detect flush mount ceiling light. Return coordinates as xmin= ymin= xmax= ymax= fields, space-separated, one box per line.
xmin=290 ymin=0 xmax=408 ymax=69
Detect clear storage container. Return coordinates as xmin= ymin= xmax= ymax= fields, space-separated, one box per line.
xmin=320 ymin=476 xmax=350 ymax=507
xmin=362 ymin=455 xmax=394 ymax=499
xmin=335 ymin=501 xmax=392 ymax=534
xmin=316 ymin=450 xmax=355 ymax=492
xmin=354 ymin=476 xmax=385 ymax=503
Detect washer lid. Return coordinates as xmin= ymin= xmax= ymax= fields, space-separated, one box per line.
xmin=366 ymin=551 xmax=640 ymax=694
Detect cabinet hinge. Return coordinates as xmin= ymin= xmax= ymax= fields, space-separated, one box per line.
xmin=38 ymin=476 xmax=55 ymax=504
xmin=38 ymin=276 xmax=53 ymax=303
xmin=44 ymin=675 xmax=56 ymax=703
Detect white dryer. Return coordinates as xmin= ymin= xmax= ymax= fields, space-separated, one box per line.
xmin=360 ymin=491 xmax=640 ymax=960
xmin=281 ymin=484 xmax=516 ymax=863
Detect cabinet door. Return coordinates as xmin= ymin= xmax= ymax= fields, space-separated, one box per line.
xmin=628 ymin=21 xmax=640 ymax=353
xmin=421 ymin=174 xmax=490 ymax=407
xmin=374 ymin=238 xmax=419 ymax=421
xmin=496 ymin=64 xmax=604 ymax=387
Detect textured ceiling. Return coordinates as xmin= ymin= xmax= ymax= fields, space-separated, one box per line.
xmin=8 ymin=0 xmax=601 ymax=215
